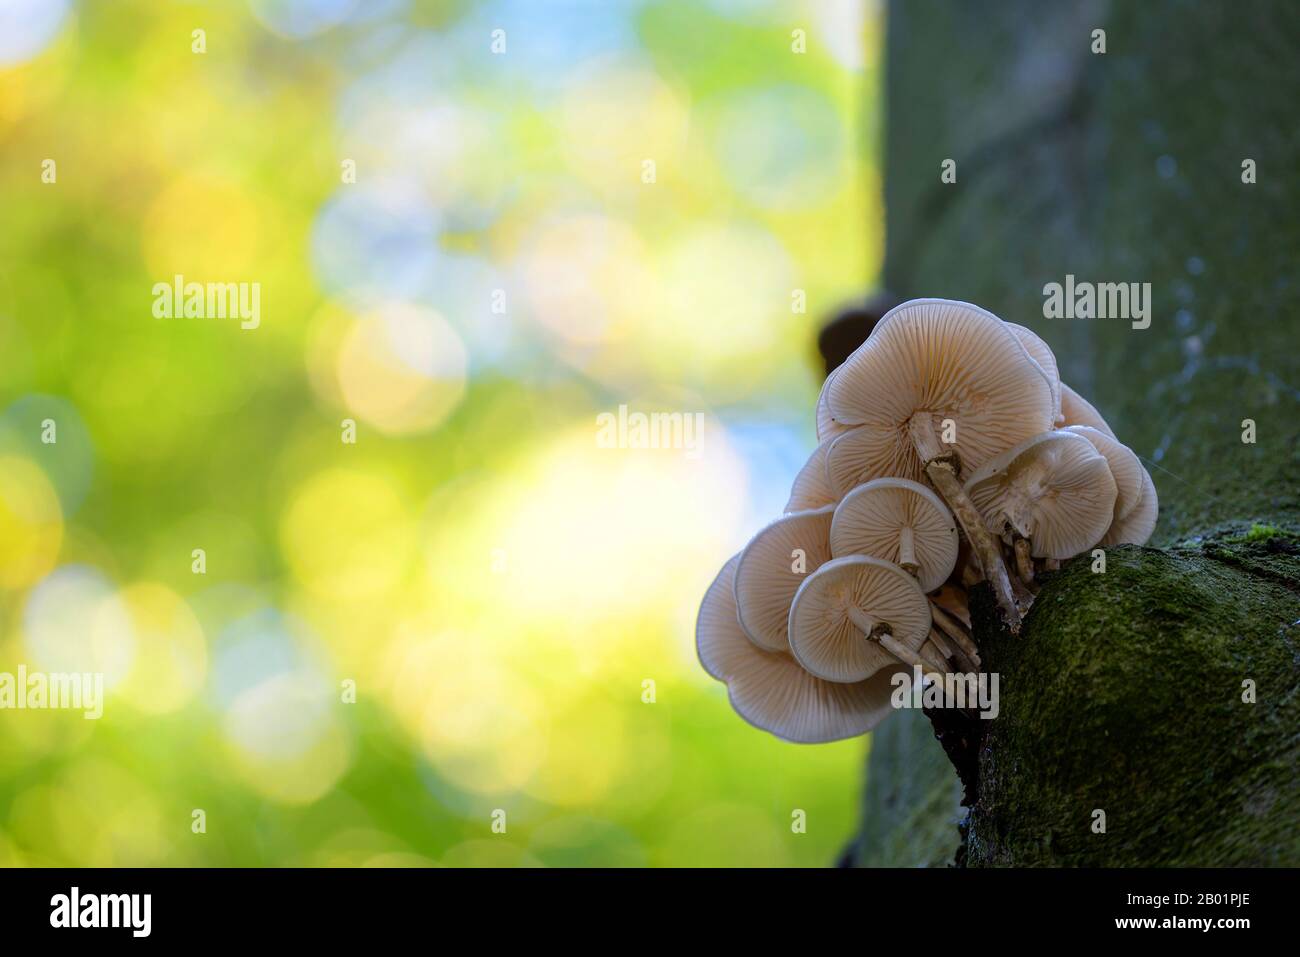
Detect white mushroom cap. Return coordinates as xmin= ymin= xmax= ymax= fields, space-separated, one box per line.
xmin=697 ymin=554 xmax=904 ymax=742
xmin=815 ymin=367 xmax=851 ymax=442
xmin=965 ymin=430 xmax=1118 ymax=559
xmin=1059 ymin=382 xmax=1116 ymax=439
xmin=1062 ymin=425 xmax=1145 ymax=525
xmin=734 ymin=506 xmax=834 ymax=652
xmin=787 ymin=555 xmax=932 ymax=683
xmin=823 ymin=420 xmax=914 ymax=499
xmin=1101 ymin=468 xmax=1158 ymax=546
xmin=785 ymin=439 xmax=837 ymax=512
xmin=829 ymin=477 xmax=959 ymax=592
xmin=1006 ymin=322 xmax=1061 ymax=424
xmin=822 ymin=299 xmax=1054 ymax=494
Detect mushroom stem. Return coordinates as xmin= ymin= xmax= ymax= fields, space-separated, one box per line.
xmin=845 ymin=607 xmax=877 ymax=636
xmin=929 ymin=600 xmax=980 ymax=664
xmin=1008 ymin=562 xmax=1036 ymax=609
xmin=1044 ymin=557 xmax=1060 ymax=572
xmin=877 ymin=631 xmax=947 ymax=681
xmin=849 ymin=610 xmax=947 ymax=678
xmin=920 ymin=642 xmax=952 ymax=676
xmin=927 ymin=627 xmax=975 ymax=674
xmin=897 ymin=526 xmax=919 ymax=575
xmin=907 ymin=413 xmax=1022 ymax=632
xmin=926 ymin=627 xmax=955 ymax=662
xmin=1013 ymin=536 xmax=1035 ymax=588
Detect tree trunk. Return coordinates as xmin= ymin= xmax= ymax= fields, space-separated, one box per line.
xmin=848 ymin=0 xmax=1300 ymax=867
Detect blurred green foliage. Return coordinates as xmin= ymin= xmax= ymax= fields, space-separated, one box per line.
xmin=0 ymin=0 xmax=881 ymax=866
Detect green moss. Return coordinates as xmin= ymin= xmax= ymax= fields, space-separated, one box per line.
xmin=966 ymin=533 xmax=1300 ymax=866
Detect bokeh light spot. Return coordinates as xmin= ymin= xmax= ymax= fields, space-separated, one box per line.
xmin=281 ymin=468 xmax=416 ymax=599
xmin=336 ymin=302 xmax=468 ymax=435
xmin=0 ymin=456 xmax=62 ymax=590
xmin=222 ymin=671 xmax=351 ymax=805
xmin=142 ymin=174 xmax=263 ymax=279
xmin=115 ymin=583 xmax=207 ymax=714
xmin=22 ymin=565 xmax=135 ymax=687
xmin=0 ymin=0 xmax=70 ymax=67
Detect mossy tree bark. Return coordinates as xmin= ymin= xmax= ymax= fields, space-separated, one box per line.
xmin=848 ymin=0 xmax=1300 ymax=866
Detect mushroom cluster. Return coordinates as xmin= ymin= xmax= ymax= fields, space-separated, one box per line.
xmin=698 ymin=299 xmax=1157 ymax=742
